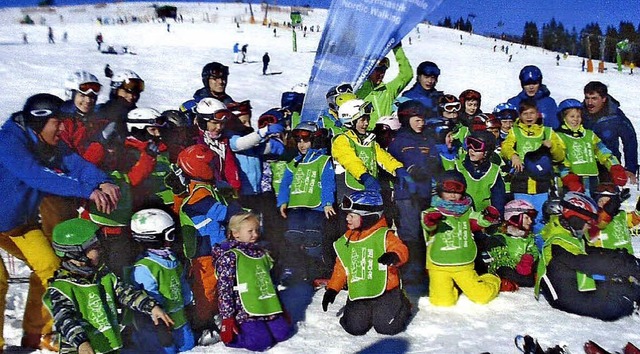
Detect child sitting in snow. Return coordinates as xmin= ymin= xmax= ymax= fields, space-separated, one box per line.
xmin=213 ymin=212 xmax=292 ymax=351
xmin=589 ymin=182 xmax=638 ymax=254
xmin=44 ymin=218 xmax=173 ymax=354
xmin=322 ymin=191 xmax=411 ymax=336
xmin=486 ymin=199 xmax=539 ymax=290
xmin=421 ymin=170 xmax=502 ymax=306
xmin=129 ymin=208 xmax=196 ymax=353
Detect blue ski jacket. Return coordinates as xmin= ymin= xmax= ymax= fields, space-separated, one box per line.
xmin=507 ymin=84 xmax=559 ymax=129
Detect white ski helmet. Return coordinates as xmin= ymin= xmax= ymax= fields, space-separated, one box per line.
xmin=130 ymin=208 xmax=176 ymax=245
xmin=290 ymin=82 xmax=308 ymax=94
xmin=376 ymin=115 xmax=401 ymax=131
xmin=126 ymin=107 xmax=165 ymax=132
xmin=337 ymin=99 xmax=373 ymax=127
xmin=195 ymin=97 xmax=233 ymax=131
xmin=110 ymin=69 xmax=144 ymax=93
xmin=64 ymin=70 xmax=101 ymax=100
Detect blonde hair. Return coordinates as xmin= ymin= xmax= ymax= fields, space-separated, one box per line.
xmin=227 ymin=211 xmax=260 ymax=239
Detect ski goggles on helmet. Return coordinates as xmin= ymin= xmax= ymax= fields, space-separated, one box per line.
xmin=334 ymin=83 xmax=353 ymax=95
xmin=257 ymin=113 xmax=281 ymax=129
xmin=461 ymin=89 xmax=481 ymax=102
xmin=507 ymin=207 xmax=538 ymax=222
xmin=419 ymin=65 xmax=441 ymax=77
xmin=374 ymin=58 xmax=390 ymax=72
xmin=227 ymin=100 xmax=252 ymax=116
xmin=340 ymin=195 xmax=382 ymax=215
xmin=441 ymin=102 xmax=461 ymax=113
xmin=127 ymin=115 xmax=168 ymax=128
xmin=440 ymin=180 xmax=465 ymax=194
xmin=132 ymin=225 xmax=176 ymax=243
xmin=120 ymin=78 xmax=145 ymax=94
xmin=292 ymin=129 xmax=314 ymax=142
xmin=465 ymin=136 xmax=487 ymax=152
xmin=495 ymin=110 xmax=518 ymax=121
xmin=353 ymin=102 xmax=374 ymax=121
xmin=198 ymin=109 xmax=233 ymax=123
xmin=78 ymin=82 xmax=102 ymax=96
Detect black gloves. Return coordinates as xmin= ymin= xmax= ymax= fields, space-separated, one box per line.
xmin=377 ymin=252 xmax=400 ymax=266
xmin=322 ymin=289 xmax=338 ymax=312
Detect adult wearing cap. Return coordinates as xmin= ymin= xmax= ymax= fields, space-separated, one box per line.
xmin=387 ymin=100 xmax=442 ymax=284
xmin=0 ymin=93 xmax=119 ymax=351
xmin=507 ymin=65 xmax=559 ymax=129
xmin=402 ymin=61 xmax=444 ymax=119
xmin=582 ymin=81 xmax=638 ymax=184
xmin=355 ymin=42 xmax=413 ymax=129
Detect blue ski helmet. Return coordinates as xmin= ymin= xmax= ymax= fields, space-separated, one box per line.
xmin=493 ymin=102 xmax=519 ymax=121
xmin=417 ymin=61 xmax=440 ymax=77
xmin=341 ymin=191 xmax=384 ymax=217
xmin=557 ymin=98 xmax=583 ymax=118
xmin=519 ymin=65 xmax=543 ymax=85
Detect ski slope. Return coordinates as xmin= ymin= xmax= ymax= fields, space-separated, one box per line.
xmin=0 ymin=2 xmax=639 ymax=353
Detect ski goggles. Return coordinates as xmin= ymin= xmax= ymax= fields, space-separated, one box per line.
xmin=120 ymin=78 xmax=145 ymax=94
xmin=440 ymin=180 xmax=465 ymax=194
xmin=374 ymin=57 xmax=390 ymax=71
xmin=227 ymin=100 xmax=252 ymax=116
xmin=419 ymin=66 xmax=441 ymax=77
xmin=127 ymin=115 xmax=168 ymax=128
xmin=340 ymin=195 xmax=382 ymax=215
xmin=441 ymin=102 xmax=461 ymax=113
xmin=198 ymin=109 xmax=233 ymax=123
xmin=292 ymin=129 xmax=314 ymax=141
xmin=353 ymin=102 xmax=374 ymax=120
xmin=495 ymin=110 xmax=518 ymax=121
xmin=334 ymin=83 xmax=353 ymax=95
xmin=257 ymin=113 xmax=281 ymax=129
xmin=78 ymin=82 xmax=102 ymax=96
xmin=507 ymin=207 xmax=538 ymax=220
xmin=465 ymin=136 xmax=487 ymax=152
xmin=133 ymin=226 xmax=176 ymax=243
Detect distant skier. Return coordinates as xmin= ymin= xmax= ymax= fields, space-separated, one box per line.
xmin=241 ymin=44 xmax=248 ymax=63
xmin=262 ymin=52 xmax=270 ymax=75
xmin=104 ymin=64 xmax=113 ymax=78
xmin=48 ymin=26 xmax=54 ymax=44
xmin=233 ymin=42 xmax=240 ymax=63
xmin=96 ymin=32 xmax=103 ymax=50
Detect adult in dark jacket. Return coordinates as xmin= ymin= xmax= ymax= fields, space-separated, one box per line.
xmin=0 ymin=93 xmax=119 ymax=351
xmin=536 ymin=192 xmax=640 ymax=321
xmin=192 ymin=61 xmax=235 ymax=104
xmin=582 ymin=81 xmax=638 ymax=183
xmin=402 ymin=61 xmax=443 ymax=119
xmin=387 ymin=100 xmax=442 ymax=283
xmin=507 ymin=65 xmax=559 ymax=129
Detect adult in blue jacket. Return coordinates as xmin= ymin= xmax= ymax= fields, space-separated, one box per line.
xmin=0 ymin=93 xmax=119 ymax=351
xmin=387 ymin=100 xmax=442 ymax=284
xmin=582 ymin=81 xmax=638 ymax=183
xmin=507 ymin=65 xmax=559 ymax=129
xmin=402 ymin=61 xmax=443 ymax=119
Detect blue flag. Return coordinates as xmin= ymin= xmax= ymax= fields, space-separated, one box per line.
xmin=300 ymin=0 xmax=442 ymax=123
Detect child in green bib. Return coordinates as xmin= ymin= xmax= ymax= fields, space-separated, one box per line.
xmin=129 ymin=208 xmax=196 ymax=353
xmin=213 ymin=212 xmax=292 ymax=351
xmin=589 ymin=183 xmax=638 ymax=254
xmin=555 ymin=98 xmax=627 ymax=195
xmin=44 ymin=218 xmax=174 ymax=354
xmin=421 ymin=170 xmax=502 ymax=306
xmin=321 ymin=191 xmax=411 ymax=336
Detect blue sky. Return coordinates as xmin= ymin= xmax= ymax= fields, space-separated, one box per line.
xmin=1 ymin=0 xmax=638 ymax=36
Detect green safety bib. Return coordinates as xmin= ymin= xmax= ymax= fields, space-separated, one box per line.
xmin=558 ymin=130 xmax=598 ymax=176
xmin=227 ymin=249 xmax=283 ymax=316
xmin=341 ymin=134 xmax=377 ymax=191
xmin=590 ymin=211 xmax=633 ymax=254
xmin=424 ymin=208 xmax=477 ymax=266
xmin=287 ymin=155 xmax=330 ymax=208
xmin=513 ymin=126 xmax=551 ymax=157
xmin=44 ymin=273 xmax=122 ymax=354
xmin=89 ymin=170 xmax=133 ymax=227
xmin=333 ymin=228 xmax=388 ymax=300
xmin=455 ymin=158 xmax=500 ymax=211
xmin=134 ymin=257 xmax=187 ymax=328
xmin=270 ymin=161 xmax=288 ymax=197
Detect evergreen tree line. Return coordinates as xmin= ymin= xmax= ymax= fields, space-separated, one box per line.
xmin=438 ymin=16 xmax=639 ymax=64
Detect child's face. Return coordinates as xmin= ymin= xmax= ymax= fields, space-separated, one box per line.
xmin=346 ymin=212 xmax=363 ymax=230
xmin=146 ymin=126 xmax=162 ymax=137
xmin=563 ymin=108 xmax=582 ymax=129
xmin=233 ymin=219 xmax=260 ymax=243
xmin=468 ymin=149 xmax=486 ymax=162
xmin=597 ymin=196 xmax=610 ymax=208
xmin=521 ymin=214 xmax=533 ymax=231
xmin=442 ymin=110 xmax=458 ymax=120
xmin=464 ymin=100 xmax=479 ymax=115
xmin=206 ymin=120 xmax=225 ymax=137
xmin=501 ymin=119 xmax=513 ymax=133
xmin=444 ymin=131 xmax=454 ymax=148
xmin=86 ymin=247 xmax=101 ymax=267
xmin=520 ymin=108 xmax=539 ymax=125
xmin=297 ymin=138 xmax=311 ymax=155
xmin=441 ymin=191 xmax=462 ymax=201
xmin=409 ymin=116 xmax=424 ymax=133
xmin=355 ymin=116 xmax=370 ymax=134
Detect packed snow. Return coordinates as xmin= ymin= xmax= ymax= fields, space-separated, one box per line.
xmin=0 ymin=2 xmax=639 ymax=353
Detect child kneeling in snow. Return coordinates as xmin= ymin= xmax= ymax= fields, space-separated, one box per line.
xmin=44 ymin=218 xmax=173 ymax=354
xmin=213 ymin=212 xmax=292 ymax=351
xmin=322 ymin=191 xmax=412 ymax=336
xmin=421 ymin=170 xmax=502 ymax=306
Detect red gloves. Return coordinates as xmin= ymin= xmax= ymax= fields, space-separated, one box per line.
xmin=562 ymin=173 xmax=584 ymax=192
xmin=610 ymin=165 xmax=628 ymax=187
xmin=220 ymin=318 xmax=239 ymax=344
xmin=422 ymin=211 xmax=443 ymax=227
xmin=500 ymin=278 xmax=519 ymax=292
xmin=515 ymin=254 xmax=535 ymax=276
xmin=482 ymin=206 xmax=501 ymax=224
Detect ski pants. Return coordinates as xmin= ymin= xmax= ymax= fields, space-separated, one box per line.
xmin=427 ymin=262 xmax=501 ymax=307
xmin=227 ymin=315 xmax=292 ymax=351
xmin=0 ymin=224 xmax=60 ymax=347
xmin=131 ymin=312 xmax=196 ymax=353
xmin=39 ymin=195 xmax=82 ymax=241
xmin=339 ymin=287 xmax=411 ymax=336
xmin=189 ymin=255 xmax=218 ymax=331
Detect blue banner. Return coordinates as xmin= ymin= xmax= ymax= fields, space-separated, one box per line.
xmin=300 ymin=0 xmax=442 ymax=123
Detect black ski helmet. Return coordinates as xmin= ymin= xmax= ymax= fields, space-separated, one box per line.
xmin=201 ymin=62 xmax=229 ymax=88
xmin=22 ymin=93 xmax=63 ymax=133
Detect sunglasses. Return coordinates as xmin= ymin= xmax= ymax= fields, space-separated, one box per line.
xmin=442 ymin=102 xmax=461 ymax=113
xmin=121 ymin=78 xmax=145 ymax=94
xmin=440 ymin=180 xmax=465 ymax=194
xmin=198 ymin=109 xmax=233 ymax=123
xmin=78 ymin=82 xmax=102 ymax=96
xmin=257 ymin=114 xmax=280 ymax=129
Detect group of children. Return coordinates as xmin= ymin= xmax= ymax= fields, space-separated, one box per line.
xmin=19 ymin=57 xmax=640 ymax=353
